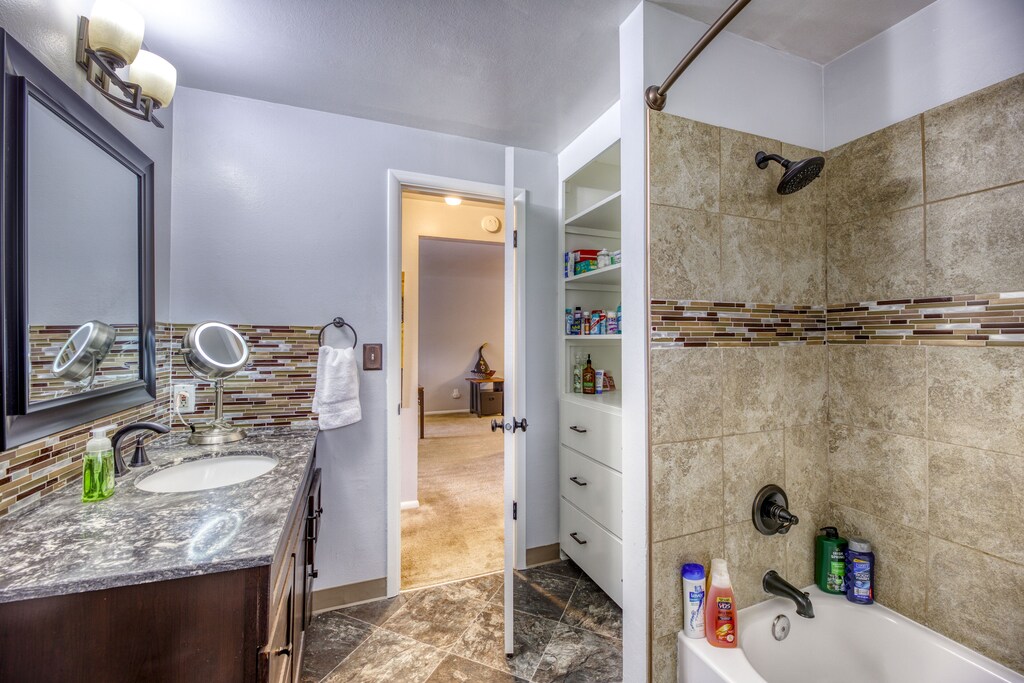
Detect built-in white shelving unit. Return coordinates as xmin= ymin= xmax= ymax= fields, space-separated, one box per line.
xmin=557 ymin=136 xmax=623 ymax=607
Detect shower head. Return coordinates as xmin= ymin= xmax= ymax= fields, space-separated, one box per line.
xmin=754 ymin=151 xmax=825 ymax=195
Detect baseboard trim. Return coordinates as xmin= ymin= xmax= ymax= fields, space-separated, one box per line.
xmin=526 ymin=543 xmax=561 ymax=566
xmin=423 ymin=409 xmax=470 ymax=416
xmin=312 ymin=577 xmax=387 ymax=614
xmin=400 ymin=500 xmax=420 ymax=510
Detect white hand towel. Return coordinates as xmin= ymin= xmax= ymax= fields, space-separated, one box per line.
xmin=312 ymin=345 xmax=361 ymax=429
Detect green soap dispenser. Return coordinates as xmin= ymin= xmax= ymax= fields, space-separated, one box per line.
xmin=82 ymin=425 xmax=115 ymax=503
xmin=815 ymin=526 xmax=847 ymax=594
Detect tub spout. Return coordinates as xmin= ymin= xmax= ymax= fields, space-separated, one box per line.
xmin=763 ymin=570 xmax=814 ymax=618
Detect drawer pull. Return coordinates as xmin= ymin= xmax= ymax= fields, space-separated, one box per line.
xmin=569 ymin=425 xmax=588 ymax=434
xmin=570 ymin=532 xmax=588 ymax=545
xmin=569 ymin=476 xmax=588 ymax=487
xmin=273 ymin=646 xmax=291 ymax=657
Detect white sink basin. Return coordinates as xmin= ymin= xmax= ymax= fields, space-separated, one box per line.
xmin=136 ymin=454 xmax=277 ymax=493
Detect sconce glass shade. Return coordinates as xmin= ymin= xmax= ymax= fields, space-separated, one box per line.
xmin=128 ymin=50 xmax=177 ymax=107
xmin=86 ymin=0 xmax=144 ymax=66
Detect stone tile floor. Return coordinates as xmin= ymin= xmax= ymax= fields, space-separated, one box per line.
xmin=300 ymin=560 xmax=623 ymax=682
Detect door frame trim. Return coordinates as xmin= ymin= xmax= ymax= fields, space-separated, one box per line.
xmin=385 ymin=169 xmax=525 ymax=597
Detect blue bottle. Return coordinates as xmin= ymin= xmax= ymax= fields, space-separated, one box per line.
xmin=844 ymin=537 xmax=874 ymax=604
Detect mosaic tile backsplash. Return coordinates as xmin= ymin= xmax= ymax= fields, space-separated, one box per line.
xmin=0 ymin=323 xmax=173 ymax=518
xmin=168 ymin=323 xmax=320 ymax=431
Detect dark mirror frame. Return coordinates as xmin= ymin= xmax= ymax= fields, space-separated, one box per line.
xmin=0 ymin=30 xmax=156 ymax=450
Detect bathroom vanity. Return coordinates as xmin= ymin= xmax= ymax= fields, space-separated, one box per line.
xmin=0 ymin=427 xmax=321 ymax=683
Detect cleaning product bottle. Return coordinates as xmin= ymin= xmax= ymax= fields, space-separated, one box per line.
xmin=845 ymin=537 xmax=875 ymax=604
xmin=705 ymin=558 xmax=738 ymax=648
xmin=82 ymin=425 xmax=115 ymax=503
xmin=572 ymin=352 xmax=584 ymax=393
xmin=682 ymin=563 xmax=706 ymax=638
xmin=582 ymin=355 xmax=596 ymax=395
xmin=815 ymin=526 xmax=848 ymax=594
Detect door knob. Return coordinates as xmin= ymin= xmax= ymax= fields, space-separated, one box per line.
xmin=491 ymin=419 xmax=506 ymax=433
xmin=512 ymin=417 xmax=528 ymax=433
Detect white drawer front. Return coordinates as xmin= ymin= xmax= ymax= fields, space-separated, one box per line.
xmin=559 ymin=401 xmax=622 ymax=472
xmin=559 ymin=447 xmax=622 ymax=537
xmin=560 ymin=498 xmax=623 ymax=607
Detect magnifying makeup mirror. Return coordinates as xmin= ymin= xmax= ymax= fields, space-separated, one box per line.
xmin=51 ymin=320 xmax=116 ymax=389
xmin=180 ymin=321 xmax=250 ymax=445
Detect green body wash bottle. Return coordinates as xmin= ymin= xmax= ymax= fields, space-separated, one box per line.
xmin=82 ymin=426 xmax=115 ymax=503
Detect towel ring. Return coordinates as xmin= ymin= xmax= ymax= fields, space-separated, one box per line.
xmin=318 ymin=317 xmax=358 ymax=349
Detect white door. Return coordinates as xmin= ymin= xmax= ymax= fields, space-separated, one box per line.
xmin=498 ymin=148 xmax=528 ymax=654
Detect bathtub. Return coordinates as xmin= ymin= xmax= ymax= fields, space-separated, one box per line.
xmin=678 ymin=586 xmax=1023 ymax=683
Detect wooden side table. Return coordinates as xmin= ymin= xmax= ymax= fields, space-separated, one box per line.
xmin=466 ymin=377 xmax=504 ymax=417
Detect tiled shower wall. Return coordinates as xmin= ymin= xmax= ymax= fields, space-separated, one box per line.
xmin=824 ymin=73 xmax=1024 ymax=672
xmin=646 ymin=111 xmax=829 ymax=681
xmin=647 ymin=72 xmax=1024 ymax=680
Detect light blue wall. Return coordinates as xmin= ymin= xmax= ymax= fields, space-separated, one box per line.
xmin=170 ymin=87 xmax=559 ymax=588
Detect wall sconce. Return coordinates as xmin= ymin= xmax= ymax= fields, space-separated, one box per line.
xmin=75 ymin=0 xmax=175 ymax=128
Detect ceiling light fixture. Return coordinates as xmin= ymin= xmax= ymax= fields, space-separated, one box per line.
xmin=444 ymin=196 xmax=462 ymax=206
xmin=75 ymin=0 xmax=175 ymax=128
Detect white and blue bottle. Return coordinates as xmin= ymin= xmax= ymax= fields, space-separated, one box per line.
xmin=682 ymin=563 xmax=706 ymax=638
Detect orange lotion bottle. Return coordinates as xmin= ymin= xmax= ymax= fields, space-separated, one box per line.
xmin=705 ymin=558 xmax=738 ymax=648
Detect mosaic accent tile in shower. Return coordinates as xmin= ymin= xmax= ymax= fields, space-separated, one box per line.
xmin=0 ymin=322 xmax=174 ymax=518
xmin=827 ymin=292 xmax=1024 ymax=346
xmin=650 ymin=300 xmax=826 ymax=347
xmin=168 ymin=323 xmax=321 ymax=430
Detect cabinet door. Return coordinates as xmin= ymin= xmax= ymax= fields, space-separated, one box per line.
xmin=304 ymin=467 xmax=322 ymax=627
xmin=268 ymin=553 xmax=296 ymax=683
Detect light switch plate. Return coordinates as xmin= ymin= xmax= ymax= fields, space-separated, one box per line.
xmin=363 ymin=343 xmax=383 ymax=371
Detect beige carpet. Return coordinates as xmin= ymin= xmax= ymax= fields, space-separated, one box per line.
xmin=401 ymin=413 xmax=504 ymax=590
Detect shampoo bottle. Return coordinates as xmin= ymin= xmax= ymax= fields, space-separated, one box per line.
xmin=681 ymin=563 xmax=706 ymax=638
xmin=572 ymin=352 xmax=584 ymax=393
xmin=82 ymin=425 xmax=115 ymax=502
xmin=845 ymin=537 xmax=875 ymax=604
xmin=705 ymin=558 xmax=738 ymax=648
xmin=582 ymin=355 xmax=596 ymax=395
xmin=815 ymin=526 xmax=847 ymax=594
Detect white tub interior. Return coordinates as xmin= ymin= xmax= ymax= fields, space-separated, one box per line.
xmin=678 ymin=587 xmax=1023 ymax=683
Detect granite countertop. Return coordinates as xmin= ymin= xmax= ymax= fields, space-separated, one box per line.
xmin=0 ymin=426 xmax=317 ymax=604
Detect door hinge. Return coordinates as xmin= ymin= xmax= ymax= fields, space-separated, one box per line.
xmin=397 ymin=403 xmax=401 ymax=415
xmin=513 ymin=230 xmax=518 ymax=248
xmin=512 ymin=501 xmax=518 ymax=520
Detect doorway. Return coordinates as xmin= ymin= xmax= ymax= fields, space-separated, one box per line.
xmin=399 ymin=191 xmax=506 ymax=589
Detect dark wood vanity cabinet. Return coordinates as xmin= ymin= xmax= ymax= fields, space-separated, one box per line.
xmin=0 ymin=457 xmax=323 ymax=683
xmin=266 ymin=465 xmax=322 ymax=683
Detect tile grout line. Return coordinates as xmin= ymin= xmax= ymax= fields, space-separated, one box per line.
xmin=314 ymin=622 xmax=380 ymax=683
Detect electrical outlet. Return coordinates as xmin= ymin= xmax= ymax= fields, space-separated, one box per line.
xmin=173 ymin=383 xmax=196 ymax=413
xmin=451 ymin=388 xmax=461 ymax=399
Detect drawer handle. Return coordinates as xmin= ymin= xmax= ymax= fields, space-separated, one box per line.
xmin=273 ymin=646 xmax=291 ymax=657
xmin=570 ymin=532 xmax=588 ymax=545
xmin=569 ymin=425 xmax=588 ymax=434
xmin=569 ymin=476 xmax=588 ymax=487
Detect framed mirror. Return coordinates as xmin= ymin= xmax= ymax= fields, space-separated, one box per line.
xmin=1 ymin=30 xmax=156 ymax=450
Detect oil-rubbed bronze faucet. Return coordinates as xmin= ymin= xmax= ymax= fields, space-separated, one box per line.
xmin=111 ymin=422 xmax=169 ymax=477
xmin=764 ymin=570 xmax=815 ymax=618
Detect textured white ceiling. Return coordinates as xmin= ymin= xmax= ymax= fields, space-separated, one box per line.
xmin=653 ymin=0 xmax=939 ymax=65
xmin=128 ymin=0 xmax=939 ymax=152
xmin=131 ymin=0 xmax=639 ymax=152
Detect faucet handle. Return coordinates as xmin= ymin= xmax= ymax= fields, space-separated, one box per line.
xmin=129 ymin=434 xmax=151 ymax=468
xmin=752 ymin=484 xmax=799 ymax=536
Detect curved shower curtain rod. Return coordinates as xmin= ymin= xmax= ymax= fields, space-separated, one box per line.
xmin=645 ymin=0 xmax=752 ymax=111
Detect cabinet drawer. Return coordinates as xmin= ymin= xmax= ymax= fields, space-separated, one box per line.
xmin=559 ymin=447 xmax=622 ymax=537
xmin=559 ymin=498 xmax=622 ymax=607
xmin=559 ymin=400 xmax=621 ymax=472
